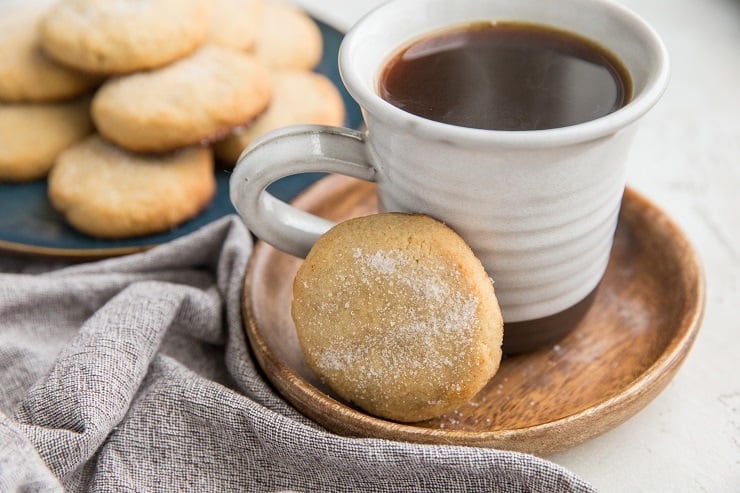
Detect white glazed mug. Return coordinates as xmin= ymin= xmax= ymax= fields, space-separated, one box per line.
xmin=230 ymin=0 xmax=669 ymax=352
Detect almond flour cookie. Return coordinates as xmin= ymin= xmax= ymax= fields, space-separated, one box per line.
xmin=48 ymin=136 xmax=215 ymax=238
xmin=38 ymin=0 xmax=211 ymax=74
xmin=0 ymin=1 xmax=100 ymax=102
xmin=214 ymin=69 xmax=345 ymax=165
xmin=207 ymin=0 xmax=264 ymax=51
xmin=0 ymin=98 xmax=93 ymax=182
xmin=253 ymin=2 xmax=323 ymax=70
xmin=91 ymin=46 xmax=272 ymax=153
xmin=292 ymin=213 xmax=504 ymax=422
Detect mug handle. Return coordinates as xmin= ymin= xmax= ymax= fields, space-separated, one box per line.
xmin=229 ymin=125 xmax=376 ymax=258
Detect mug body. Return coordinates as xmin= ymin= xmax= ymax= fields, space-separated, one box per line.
xmin=367 ymin=120 xmax=636 ymax=322
xmin=339 ymin=0 xmax=669 ymax=323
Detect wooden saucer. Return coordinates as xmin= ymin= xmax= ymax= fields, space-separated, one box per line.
xmin=242 ymin=174 xmax=705 ymax=455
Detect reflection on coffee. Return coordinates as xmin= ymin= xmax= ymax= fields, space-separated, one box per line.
xmin=379 ymin=22 xmax=632 ymax=130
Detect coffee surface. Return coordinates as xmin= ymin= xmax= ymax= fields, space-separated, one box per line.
xmin=379 ymin=22 xmax=631 ymax=131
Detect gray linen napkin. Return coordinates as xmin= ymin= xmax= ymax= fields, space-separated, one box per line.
xmin=0 ymin=216 xmax=595 ymax=492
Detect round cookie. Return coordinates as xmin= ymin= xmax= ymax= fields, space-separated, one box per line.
xmin=253 ymin=2 xmax=323 ymax=70
xmin=207 ymin=0 xmax=264 ymax=51
xmin=0 ymin=1 xmax=100 ymax=102
xmin=292 ymin=213 xmax=504 ymax=423
xmin=214 ymin=69 xmax=345 ymax=165
xmin=0 ymin=98 xmax=94 ymax=182
xmin=91 ymin=46 xmax=272 ymax=153
xmin=38 ymin=0 xmax=211 ymax=74
xmin=48 ymin=135 xmax=215 ymax=238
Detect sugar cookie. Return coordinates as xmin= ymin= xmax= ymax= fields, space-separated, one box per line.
xmin=48 ymin=136 xmax=215 ymax=238
xmin=292 ymin=213 xmax=503 ymax=422
xmin=0 ymin=98 xmax=94 ymax=182
xmin=214 ymin=69 xmax=345 ymax=165
xmin=39 ymin=0 xmax=211 ymax=74
xmin=253 ymin=2 xmax=323 ymax=70
xmin=91 ymin=46 xmax=272 ymax=153
xmin=208 ymin=0 xmax=264 ymax=51
xmin=0 ymin=2 xmax=100 ymax=102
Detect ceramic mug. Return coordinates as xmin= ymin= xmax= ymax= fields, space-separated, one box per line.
xmin=230 ymin=0 xmax=669 ymax=352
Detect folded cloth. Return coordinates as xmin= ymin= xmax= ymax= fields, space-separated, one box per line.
xmin=0 ymin=216 xmax=595 ymax=492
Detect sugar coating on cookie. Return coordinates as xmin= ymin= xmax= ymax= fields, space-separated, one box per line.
xmin=253 ymin=2 xmax=323 ymax=70
xmin=214 ymin=69 xmax=345 ymax=165
xmin=92 ymin=46 xmax=272 ymax=153
xmin=207 ymin=0 xmax=264 ymax=51
xmin=0 ymin=2 xmax=100 ymax=102
xmin=0 ymin=98 xmax=94 ymax=182
xmin=292 ymin=213 xmax=503 ymax=422
xmin=48 ymin=135 xmax=215 ymax=238
xmin=39 ymin=0 xmax=211 ymax=74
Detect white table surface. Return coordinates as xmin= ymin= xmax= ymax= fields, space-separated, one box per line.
xmin=295 ymin=0 xmax=740 ymax=491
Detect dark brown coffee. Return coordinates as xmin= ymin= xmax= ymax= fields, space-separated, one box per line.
xmin=379 ymin=22 xmax=632 ymax=131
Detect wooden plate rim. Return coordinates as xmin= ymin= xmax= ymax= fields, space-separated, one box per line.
xmin=242 ymin=175 xmax=705 ymax=453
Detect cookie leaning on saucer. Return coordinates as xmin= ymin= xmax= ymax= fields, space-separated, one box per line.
xmin=253 ymin=1 xmax=323 ymax=70
xmin=38 ymin=0 xmax=211 ymax=75
xmin=292 ymin=213 xmax=504 ymax=423
xmin=48 ymin=136 xmax=215 ymax=239
xmin=91 ymin=46 xmax=272 ymax=153
xmin=0 ymin=98 xmax=94 ymax=182
xmin=0 ymin=1 xmax=100 ymax=102
xmin=214 ymin=69 xmax=346 ymax=165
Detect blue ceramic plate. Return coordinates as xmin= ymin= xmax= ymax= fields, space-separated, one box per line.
xmin=0 ymin=21 xmax=362 ymax=259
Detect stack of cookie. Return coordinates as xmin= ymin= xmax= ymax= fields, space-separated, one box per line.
xmin=0 ymin=0 xmax=346 ymax=239
xmin=0 ymin=1 xmax=99 ymax=183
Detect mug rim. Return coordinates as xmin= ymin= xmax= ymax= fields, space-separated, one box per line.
xmin=338 ymin=0 xmax=670 ymax=149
